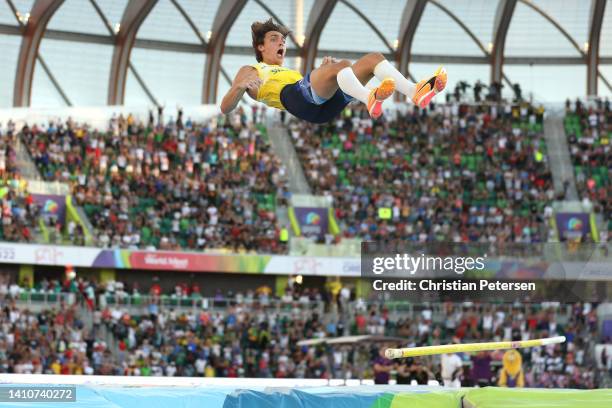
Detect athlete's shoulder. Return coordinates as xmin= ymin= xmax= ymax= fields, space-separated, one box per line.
xmin=236 ymin=65 xmax=258 ymax=77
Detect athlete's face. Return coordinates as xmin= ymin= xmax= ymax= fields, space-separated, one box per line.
xmin=259 ymin=31 xmax=286 ymax=65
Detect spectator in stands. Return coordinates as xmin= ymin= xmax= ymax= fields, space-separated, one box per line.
xmin=18 ymin=111 xmax=287 ymax=253
xmin=470 ymin=350 xmax=492 ymax=386
xmin=396 ymin=357 xmax=431 ymax=385
xmin=0 ymin=276 xmax=607 ymax=388
xmin=292 ymin=100 xmax=553 ymax=244
xmin=565 ymin=99 xmax=610 ymax=235
xmin=441 ymin=350 xmax=463 ymax=387
xmin=373 ymin=348 xmax=393 ymax=384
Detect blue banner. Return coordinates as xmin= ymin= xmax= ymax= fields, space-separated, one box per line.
xmin=293 ymin=207 xmax=329 ymax=240
xmin=555 ymin=212 xmax=591 ymax=241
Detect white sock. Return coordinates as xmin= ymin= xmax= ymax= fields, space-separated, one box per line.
xmin=336 ymin=67 xmax=370 ymax=105
xmin=373 ymin=59 xmax=416 ymax=99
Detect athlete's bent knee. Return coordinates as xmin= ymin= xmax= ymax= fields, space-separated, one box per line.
xmin=366 ymin=52 xmax=385 ymax=63
xmin=336 ymin=59 xmax=352 ymax=69
xmin=327 ymin=59 xmax=352 ymax=78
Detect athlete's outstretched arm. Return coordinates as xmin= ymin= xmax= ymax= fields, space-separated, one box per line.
xmin=220 ymin=66 xmax=261 ymax=114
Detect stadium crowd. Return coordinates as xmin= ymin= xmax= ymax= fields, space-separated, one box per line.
xmin=291 ymin=101 xmax=554 ymax=243
xmin=0 ymin=91 xmax=608 ymax=389
xmin=0 ymin=275 xmax=609 ymax=389
xmin=17 ymin=107 xmax=288 ymax=253
xmin=564 ymin=98 xmax=611 ymax=238
xmin=3 ymin=98 xmax=561 ymax=250
xmin=0 ymin=122 xmax=39 ymax=243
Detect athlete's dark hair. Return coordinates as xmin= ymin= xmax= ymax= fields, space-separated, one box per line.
xmin=251 ymin=18 xmax=290 ymax=62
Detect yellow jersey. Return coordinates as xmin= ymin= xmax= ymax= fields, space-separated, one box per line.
xmin=251 ymin=62 xmax=302 ymax=110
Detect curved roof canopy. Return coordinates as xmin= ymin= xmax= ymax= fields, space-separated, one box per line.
xmin=0 ymin=0 xmax=610 ymax=108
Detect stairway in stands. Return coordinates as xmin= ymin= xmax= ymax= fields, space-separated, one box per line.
xmin=15 ymin=136 xmax=42 ymax=181
xmin=15 ymin=131 xmax=96 ymax=245
xmin=544 ymin=113 xmax=579 ymax=200
xmin=266 ymin=120 xmax=311 ymax=195
xmin=266 ymin=119 xmax=314 ymax=243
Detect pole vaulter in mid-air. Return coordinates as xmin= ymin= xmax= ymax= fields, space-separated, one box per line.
xmin=221 ymin=18 xmax=447 ymax=123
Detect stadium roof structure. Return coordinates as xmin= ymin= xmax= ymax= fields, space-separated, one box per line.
xmin=0 ymin=0 xmax=611 ymax=108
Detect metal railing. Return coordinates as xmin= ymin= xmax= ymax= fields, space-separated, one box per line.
xmin=24 ymin=179 xmax=70 ymax=195
xmin=96 ymin=293 xmax=333 ymax=318
xmin=4 ymin=291 xmax=74 ymax=306
xmin=7 ymin=290 xmax=578 ymax=319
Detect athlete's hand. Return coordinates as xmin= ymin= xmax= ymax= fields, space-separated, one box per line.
xmin=235 ymin=67 xmax=262 ymax=91
xmin=321 ymin=56 xmax=337 ymax=66
xmin=242 ymin=77 xmax=263 ymax=91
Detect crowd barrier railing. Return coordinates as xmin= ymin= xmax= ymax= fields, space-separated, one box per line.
xmin=5 ymin=290 xmax=576 ymax=321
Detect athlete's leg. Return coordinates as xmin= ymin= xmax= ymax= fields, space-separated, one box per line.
xmin=363 ymin=55 xmax=447 ymax=109
xmin=309 ymin=52 xmax=395 ymax=119
xmin=371 ymin=58 xmax=447 ymax=108
xmin=308 ymin=59 xmax=352 ymax=100
xmin=351 ymin=53 xmax=448 ymax=108
xmin=350 ymin=52 xmax=385 ymax=85
xmin=309 ymin=53 xmax=385 ymax=101
xmin=372 ymin=59 xmax=417 ymax=99
xmin=336 ymin=52 xmax=395 ymax=118
xmin=309 ymin=53 xmax=447 ymax=110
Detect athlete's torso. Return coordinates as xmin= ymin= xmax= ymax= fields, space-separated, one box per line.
xmin=251 ymin=62 xmax=302 ymax=110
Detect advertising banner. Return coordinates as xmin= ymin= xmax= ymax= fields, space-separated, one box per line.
xmin=31 ymin=194 xmax=66 ymax=225
xmin=0 ymin=243 xmax=608 ymax=280
xmin=555 ymin=212 xmax=591 ymax=241
xmin=292 ymin=207 xmax=329 ymax=240
xmin=91 ymin=250 xmax=360 ymax=276
xmin=0 ymin=243 xmax=103 ymax=267
xmin=91 ymin=250 xmax=271 ymax=274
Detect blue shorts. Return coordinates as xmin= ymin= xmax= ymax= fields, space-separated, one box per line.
xmin=280 ymin=73 xmax=353 ymax=124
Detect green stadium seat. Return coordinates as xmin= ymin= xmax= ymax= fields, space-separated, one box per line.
xmin=31 ymin=292 xmax=45 ymax=302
